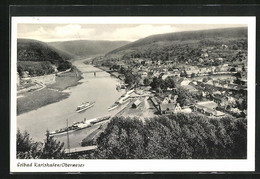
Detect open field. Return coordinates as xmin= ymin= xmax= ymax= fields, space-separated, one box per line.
xmin=17 ymin=67 xmax=82 ymax=115
xmin=17 ymin=88 xmax=69 ymax=115
xmin=47 ymin=70 xmax=82 ymax=91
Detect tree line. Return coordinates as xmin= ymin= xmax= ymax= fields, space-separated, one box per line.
xmin=17 ymin=60 xmax=72 ymax=77
xmin=85 ymin=113 xmax=246 ymax=159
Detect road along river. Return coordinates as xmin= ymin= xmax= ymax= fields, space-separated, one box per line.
xmin=17 ymin=58 xmax=125 ymax=148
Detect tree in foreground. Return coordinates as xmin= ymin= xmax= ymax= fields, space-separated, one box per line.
xmin=16 ymin=129 xmax=65 ymax=159
xmin=16 ymin=129 xmax=42 ymax=159
xmin=91 ymin=114 xmax=247 ymax=159
xmin=41 ymin=131 xmax=65 ymax=159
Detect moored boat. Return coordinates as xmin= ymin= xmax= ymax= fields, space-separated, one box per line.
xmin=118 ymin=95 xmax=130 ymax=104
xmin=108 ymin=102 xmax=119 ymax=111
xmin=49 ymin=125 xmax=79 ymax=136
xmin=49 ymin=116 xmax=111 ymax=136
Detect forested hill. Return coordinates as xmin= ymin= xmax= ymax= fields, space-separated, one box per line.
xmin=48 ymin=40 xmax=130 ymax=57
xmin=108 ymin=27 xmax=247 ymax=54
xmin=18 ymin=39 xmax=74 ymax=61
xmin=17 ymin=39 xmax=73 ymax=76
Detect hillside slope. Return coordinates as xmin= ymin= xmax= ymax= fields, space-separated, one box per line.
xmin=18 ymin=39 xmax=74 ymax=62
xmin=108 ymin=27 xmax=247 ymax=54
xmin=17 ymin=39 xmax=73 ymax=76
xmin=48 ymin=40 xmax=129 ymax=57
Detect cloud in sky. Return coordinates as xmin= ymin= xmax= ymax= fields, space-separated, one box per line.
xmin=17 ymin=24 xmax=247 ymax=42
xmin=18 ymin=24 xmax=96 ymax=42
xmin=100 ymin=25 xmax=176 ymax=41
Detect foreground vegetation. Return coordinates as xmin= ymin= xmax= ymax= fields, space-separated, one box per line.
xmin=17 ymin=129 xmax=65 ymax=159
xmin=17 ymin=113 xmax=247 ymax=159
xmin=85 ymin=113 xmax=246 ymax=159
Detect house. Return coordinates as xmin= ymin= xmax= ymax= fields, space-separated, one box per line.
xmin=162 ymin=94 xmax=177 ymax=104
xmin=172 ymin=68 xmax=179 ymax=72
xmin=181 ymin=107 xmax=192 ymax=113
xmin=206 ymin=80 xmax=214 ymax=85
xmin=198 ymin=58 xmax=204 ymax=63
xmin=159 ymin=103 xmax=176 ymax=114
xmin=213 ymin=90 xmax=221 ymax=95
xmin=138 ymin=70 xmax=148 ymax=78
xmin=186 ymin=69 xmax=200 ymax=77
xmin=227 ymin=96 xmax=236 ymax=106
xmin=174 ymin=103 xmax=182 ymax=113
xmin=223 ymin=84 xmax=228 ymax=88
xmin=213 ymin=80 xmax=219 ymax=86
xmin=212 ymin=94 xmax=225 ymax=104
xmin=221 ymin=44 xmax=228 ymax=49
xmin=156 ymin=60 xmax=162 ymax=65
xmin=230 ymin=107 xmax=241 ymax=114
xmin=180 ymin=79 xmax=191 ymax=86
xmin=132 ymin=99 xmax=142 ymax=108
xmin=169 ymin=71 xmax=180 ymax=77
xmin=183 ymin=84 xmax=198 ymax=93
xmin=162 ymin=96 xmax=171 ymax=104
xmin=236 ymin=65 xmax=243 ymax=72
xmin=192 ymin=101 xmax=225 ymax=117
xmin=200 ymin=67 xmax=208 ymax=74
xmin=211 ymin=66 xmax=216 ymax=73
xmin=214 ymin=111 xmax=226 ymax=117
xmin=201 ymin=48 xmax=208 ymax=52
xmin=201 ymin=52 xmax=209 ymax=58
xmin=228 ymin=83 xmax=237 ymax=89
xmin=162 ymin=74 xmax=169 ymax=80
xmin=241 ymin=72 xmax=247 ymax=82
xmin=220 ymin=64 xmax=229 ymax=72
xmin=216 ymin=57 xmax=224 ymax=61
xmin=21 ymin=71 xmax=30 ymax=78
xmin=194 ymin=101 xmax=218 ymax=110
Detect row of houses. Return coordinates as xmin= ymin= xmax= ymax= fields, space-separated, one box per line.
xmin=191 ymin=101 xmax=226 ymax=117
xmin=150 ymin=95 xmax=226 ymax=117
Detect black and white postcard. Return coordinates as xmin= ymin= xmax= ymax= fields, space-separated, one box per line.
xmin=10 ymin=16 xmax=256 ymax=172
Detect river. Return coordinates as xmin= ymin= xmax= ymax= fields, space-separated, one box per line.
xmin=17 ymin=58 xmax=125 ymax=148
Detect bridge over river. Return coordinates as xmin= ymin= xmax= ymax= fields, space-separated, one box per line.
xmin=84 ymin=69 xmax=113 ymax=73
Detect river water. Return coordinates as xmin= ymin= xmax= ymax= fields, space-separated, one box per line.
xmin=17 ymin=58 xmax=125 ymax=148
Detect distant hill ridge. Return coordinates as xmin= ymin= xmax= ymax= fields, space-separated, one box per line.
xmin=17 ymin=39 xmax=73 ymax=76
xmin=48 ymin=40 xmax=130 ymax=56
xmin=17 ymin=38 xmax=74 ymax=62
xmin=108 ymin=27 xmax=247 ymax=54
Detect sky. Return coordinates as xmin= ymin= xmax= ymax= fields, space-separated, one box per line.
xmin=17 ymin=24 xmax=247 ymax=42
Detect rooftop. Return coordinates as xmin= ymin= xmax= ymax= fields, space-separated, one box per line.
xmin=160 ymin=103 xmax=176 ymax=111
xmin=196 ymin=101 xmax=218 ymax=109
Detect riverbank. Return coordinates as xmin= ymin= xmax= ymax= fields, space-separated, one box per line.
xmin=48 ymin=66 xmax=83 ymax=91
xmin=17 ymin=66 xmax=83 ymax=115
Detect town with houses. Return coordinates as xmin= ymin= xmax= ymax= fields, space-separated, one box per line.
xmin=93 ymin=43 xmax=247 ymax=120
